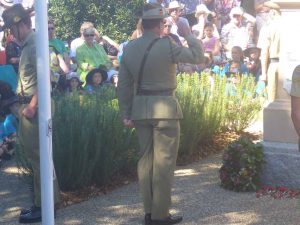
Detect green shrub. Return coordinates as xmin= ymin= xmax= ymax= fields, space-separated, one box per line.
xmin=15 ymin=72 xmax=263 ymax=191
xmin=219 ymin=136 xmax=264 ymax=191
xmin=176 ymin=73 xmax=227 ymax=161
xmin=222 ymin=74 xmax=263 ymax=132
xmin=52 ymin=88 xmax=138 ymax=190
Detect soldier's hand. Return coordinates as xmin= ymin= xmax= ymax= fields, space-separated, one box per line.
xmin=123 ymin=119 xmax=134 ymax=128
xmin=177 ymin=18 xmax=191 ymax=38
xmin=22 ymin=105 xmax=37 ymax=119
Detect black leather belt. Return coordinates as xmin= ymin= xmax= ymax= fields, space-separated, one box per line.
xmin=270 ymin=58 xmax=279 ymax=63
xmin=137 ymin=89 xmax=174 ymax=96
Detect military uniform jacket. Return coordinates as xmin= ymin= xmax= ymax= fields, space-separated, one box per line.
xmin=118 ymin=31 xmax=204 ymax=120
xmin=17 ymin=31 xmax=37 ymax=97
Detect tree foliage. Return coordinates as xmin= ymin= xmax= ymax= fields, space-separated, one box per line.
xmin=49 ymin=0 xmax=144 ymax=43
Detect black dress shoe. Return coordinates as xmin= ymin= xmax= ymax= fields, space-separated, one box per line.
xmin=145 ymin=213 xmax=152 ymax=225
xmin=20 ymin=205 xmax=36 ymax=215
xmin=19 ymin=206 xmax=42 ymax=224
xmin=151 ymin=214 xmax=183 ymax=225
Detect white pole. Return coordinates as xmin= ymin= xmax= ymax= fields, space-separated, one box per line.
xmin=35 ymin=1 xmax=55 ymax=225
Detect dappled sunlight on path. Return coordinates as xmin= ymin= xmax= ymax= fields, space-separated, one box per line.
xmin=1 ymin=152 xmax=300 ymax=224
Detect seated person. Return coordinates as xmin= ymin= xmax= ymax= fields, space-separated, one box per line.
xmin=202 ymin=23 xmax=221 ymax=64
xmin=76 ymin=27 xmax=117 ymax=85
xmin=84 ymin=68 xmax=108 ymax=94
xmin=5 ymin=34 xmax=22 ymax=73
xmin=221 ymin=7 xmax=256 ymax=59
xmin=244 ymin=46 xmax=261 ymax=81
xmin=221 ymin=46 xmax=249 ymax=96
xmin=49 ymin=46 xmax=70 ymax=94
xmin=65 ymin=72 xmax=84 ymax=94
xmin=221 ymin=46 xmax=248 ymax=77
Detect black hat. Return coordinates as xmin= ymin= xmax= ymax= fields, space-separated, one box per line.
xmin=0 ymin=4 xmax=30 ymax=31
xmin=86 ymin=68 xmax=108 ymax=85
xmin=243 ymin=47 xmax=261 ymax=58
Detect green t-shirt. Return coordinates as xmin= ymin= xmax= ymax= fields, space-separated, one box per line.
xmin=49 ymin=38 xmax=67 ymax=55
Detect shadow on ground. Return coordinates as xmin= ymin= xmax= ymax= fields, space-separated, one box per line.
xmin=1 ymin=154 xmax=300 ymax=225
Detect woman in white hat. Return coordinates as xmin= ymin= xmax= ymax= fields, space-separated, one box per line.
xmin=192 ymin=4 xmax=219 ymax=40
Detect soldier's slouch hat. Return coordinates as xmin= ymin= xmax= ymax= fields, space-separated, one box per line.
xmin=140 ymin=3 xmax=168 ymax=20
xmin=0 ymin=4 xmax=30 ymax=31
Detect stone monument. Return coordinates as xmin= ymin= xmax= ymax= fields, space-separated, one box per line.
xmin=262 ymin=0 xmax=300 ymax=188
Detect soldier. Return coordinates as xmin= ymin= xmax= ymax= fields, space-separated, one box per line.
xmin=257 ymin=1 xmax=281 ymax=102
xmin=291 ymin=65 xmax=300 ymax=151
xmin=1 ymin=4 xmax=60 ymax=223
xmin=117 ymin=3 xmax=205 ymax=225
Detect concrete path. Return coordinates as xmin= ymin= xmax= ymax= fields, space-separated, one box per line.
xmin=1 ymin=118 xmax=300 ymax=225
xmin=1 ymin=151 xmax=300 ymax=225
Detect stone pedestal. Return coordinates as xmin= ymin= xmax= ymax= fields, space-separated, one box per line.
xmin=262 ymin=1 xmax=300 ymax=188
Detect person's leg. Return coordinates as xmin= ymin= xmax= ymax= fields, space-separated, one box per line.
xmin=151 ymin=120 xmax=180 ymax=220
xmin=18 ymin=106 xmax=60 ymax=208
xmin=267 ymin=63 xmax=279 ymax=102
xmin=135 ymin=120 xmax=154 ymax=215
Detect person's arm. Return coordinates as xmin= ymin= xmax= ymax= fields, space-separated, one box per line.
xmin=102 ymin=36 xmax=120 ymax=50
xmin=192 ymin=15 xmax=205 ymax=39
xmin=22 ymin=92 xmax=38 ymax=119
xmin=212 ymin=38 xmax=221 ymax=56
xmin=117 ymin=49 xmax=134 ymax=128
xmin=57 ymin=54 xmax=70 ymax=74
xmin=291 ymin=96 xmax=300 ymax=137
xmin=172 ymin=19 xmax=205 ymax=64
xmin=256 ymin=25 xmax=269 ymax=81
xmin=242 ymin=12 xmax=256 ymax=24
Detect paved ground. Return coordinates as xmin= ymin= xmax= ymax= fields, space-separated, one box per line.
xmin=1 ymin=119 xmax=300 ymax=225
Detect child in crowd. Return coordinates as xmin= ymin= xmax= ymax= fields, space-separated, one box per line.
xmin=244 ymin=46 xmax=266 ymax=96
xmin=202 ymin=23 xmax=221 ymax=64
xmin=84 ymin=68 xmax=108 ymax=94
xmin=65 ymin=72 xmax=84 ymax=94
xmin=221 ymin=46 xmax=249 ymax=96
xmin=244 ymin=47 xmax=261 ymax=81
xmin=221 ymin=46 xmax=248 ymax=77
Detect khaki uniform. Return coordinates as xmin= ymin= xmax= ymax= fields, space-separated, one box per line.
xmin=258 ymin=17 xmax=281 ymax=101
xmin=17 ymin=31 xmax=60 ymax=207
xmin=291 ymin=65 xmax=300 ymax=97
xmin=118 ymin=31 xmax=204 ymax=219
xmin=290 ymin=65 xmax=300 ymax=150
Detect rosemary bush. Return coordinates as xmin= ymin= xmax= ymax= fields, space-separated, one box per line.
xmin=222 ymin=74 xmax=263 ymax=132
xmin=15 ymin=72 xmax=263 ymax=191
xmin=52 ymin=88 xmax=138 ymax=190
xmin=176 ymin=73 xmax=227 ymax=161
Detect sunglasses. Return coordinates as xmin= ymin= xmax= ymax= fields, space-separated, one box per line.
xmin=84 ymin=34 xmax=95 ymax=37
xmin=169 ymin=8 xmax=179 ymax=13
xmin=48 ymin=27 xmax=55 ymax=30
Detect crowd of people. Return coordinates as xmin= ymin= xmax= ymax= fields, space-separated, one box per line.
xmin=0 ymin=0 xmax=280 ymax=98
xmin=0 ymin=0 xmax=281 ymax=224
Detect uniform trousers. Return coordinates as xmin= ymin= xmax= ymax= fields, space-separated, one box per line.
xmin=18 ymin=104 xmax=61 ymax=207
xmin=134 ymin=119 xmax=180 ymax=220
xmin=267 ymin=62 xmax=279 ymax=102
